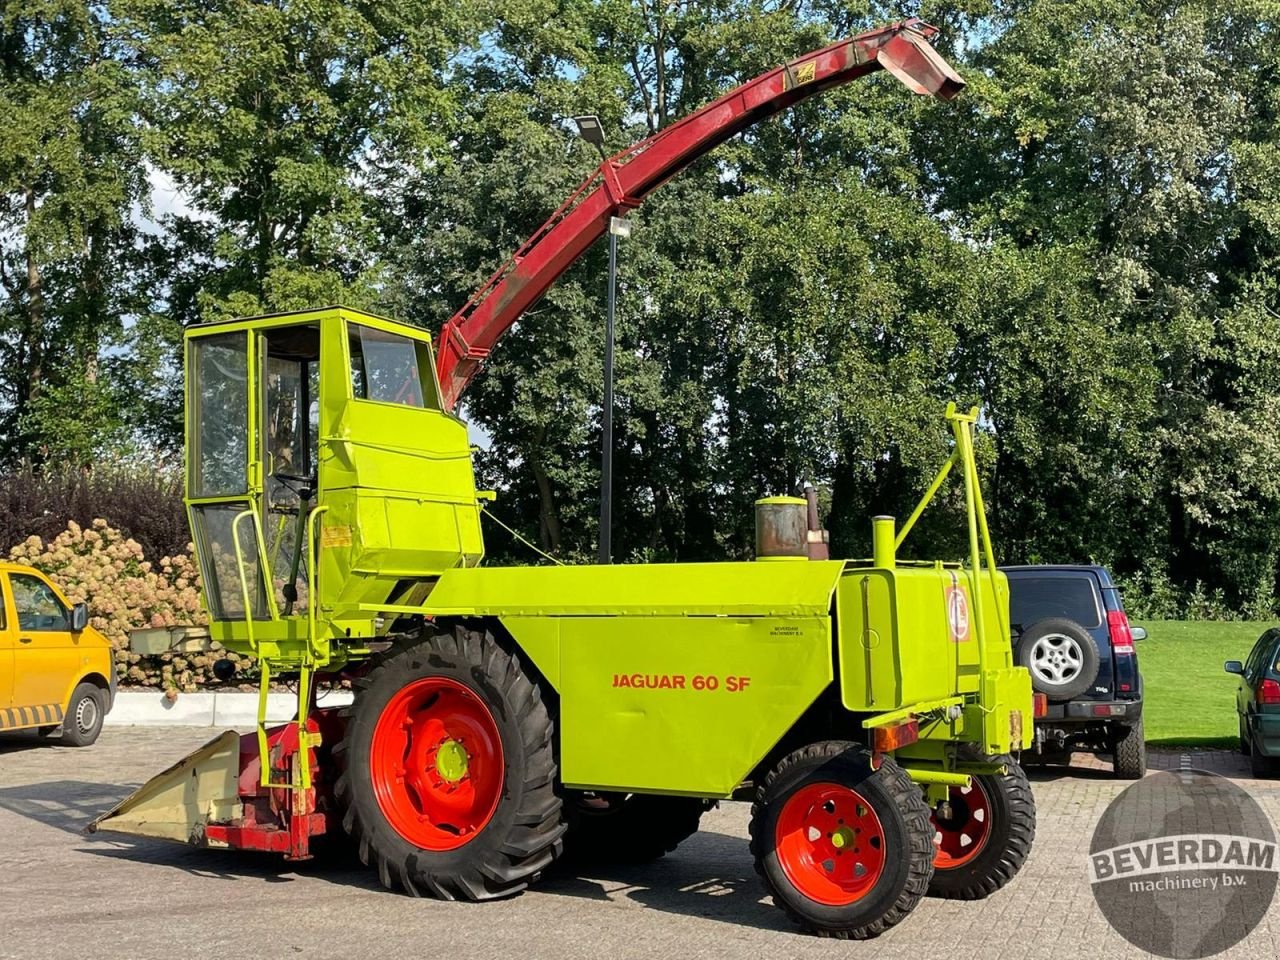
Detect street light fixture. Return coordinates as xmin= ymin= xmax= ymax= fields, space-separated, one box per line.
xmin=573 ymin=115 xmax=606 ymax=158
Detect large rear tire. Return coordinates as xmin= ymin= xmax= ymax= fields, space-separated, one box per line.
xmin=562 ymin=792 xmax=709 ymax=863
xmin=749 ymin=742 xmax=934 ymax=939
xmin=927 ymin=754 xmax=1035 ymax=900
xmin=333 ymin=624 xmax=564 ymax=900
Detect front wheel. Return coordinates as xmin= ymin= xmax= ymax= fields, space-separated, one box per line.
xmin=749 ymin=742 xmax=934 ymax=939
xmin=333 ymin=624 xmax=565 ymax=900
xmin=927 ymin=755 xmax=1035 ymax=899
xmin=59 ymin=683 xmax=105 ymax=747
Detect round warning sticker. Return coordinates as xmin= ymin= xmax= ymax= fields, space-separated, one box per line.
xmin=946 ymin=585 xmax=970 ymax=642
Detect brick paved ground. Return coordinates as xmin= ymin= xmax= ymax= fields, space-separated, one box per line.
xmin=0 ymin=728 xmax=1276 ymax=960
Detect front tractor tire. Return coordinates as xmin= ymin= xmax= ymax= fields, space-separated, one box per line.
xmin=334 ymin=625 xmax=565 ymax=900
xmin=749 ymin=742 xmax=934 ymax=939
xmin=927 ymin=755 xmax=1035 ymax=900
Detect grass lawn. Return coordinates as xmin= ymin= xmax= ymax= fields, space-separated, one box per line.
xmin=1135 ymin=620 xmax=1272 ymax=747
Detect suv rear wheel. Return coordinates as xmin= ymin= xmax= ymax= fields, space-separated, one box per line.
xmin=1111 ymin=716 xmax=1146 ymax=780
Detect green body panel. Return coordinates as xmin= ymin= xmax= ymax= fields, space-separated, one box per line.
xmin=177 ymin=307 xmax=1035 ymax=799
xmin=314 ymin=311 xmax=483 ymax=612
xmin=516 ymin=614 xmax=831 ymax=797
xmin=422 ymin=562 xmax=844 ymax=796
xmin=423 ymin=560 xmax=846 ymax=619
xmin=834 ymin=561 xmax=1031 ymax=755
xmin=835 ymin=562 xmax=1009 ymax=706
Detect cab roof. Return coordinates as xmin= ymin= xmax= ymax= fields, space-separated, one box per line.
xmin=186 ymin=305 xmax=433 ymax=343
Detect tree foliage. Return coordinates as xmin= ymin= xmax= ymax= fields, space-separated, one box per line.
xmin=1 ymin=0 xmax=1278 ymax=614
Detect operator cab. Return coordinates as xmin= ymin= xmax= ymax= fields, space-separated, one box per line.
xmin=185 ymin=307 xmax=480 ymax=647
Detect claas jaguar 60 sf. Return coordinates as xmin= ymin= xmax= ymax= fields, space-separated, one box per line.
xmin=90 ymin=20 xmax=1037 ymax=939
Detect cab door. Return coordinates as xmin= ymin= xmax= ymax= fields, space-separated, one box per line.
xmin=186 ymin=329 xmax=275 ymax=624
xmin=0 ymin=575 xmax=13 ymax=716
xmin=7 ymin=570 xmax=79 ymax=715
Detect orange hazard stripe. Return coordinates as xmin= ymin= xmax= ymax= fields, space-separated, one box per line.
xmin=0 ymin=703 xmax=64 ymax=729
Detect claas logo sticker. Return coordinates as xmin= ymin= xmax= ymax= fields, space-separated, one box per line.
xmin=796 ymin=61 xmax=817 ymax=85
xmin=946 ymin=585 xmax=970 ymax=643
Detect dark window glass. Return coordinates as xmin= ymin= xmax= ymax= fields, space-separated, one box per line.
xmin=11 ymin=574 xmax=68 ymax=631
xmin=1246 ymin=631 xmax=1274 ymax=682
xmin=1009 ymin=576 xmax=1102 ymax=629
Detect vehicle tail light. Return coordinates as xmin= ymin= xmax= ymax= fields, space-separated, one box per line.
xmin=1033 ymin=693 xmax=1048 ymax=718
xmin=1259 ymin=679 xmax=1280 ymax=705
xmin=1108 ymin=609 xmax=1135 ymax=655
xmin=873 ymin=719 xmax=919 ymax=753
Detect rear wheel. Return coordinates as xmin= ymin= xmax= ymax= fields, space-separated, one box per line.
xmin=333 ymin=624 xmax=564 ymax=899
xmin=1111 ymin=716 xmax=1146 ymax=780
xmin=59 ymin=683 xmax=104 ymax=747
xmin=927 ymin=755 xmax=1035 ymax=899
xmin=749 ymin=742 xmax=933 ymax=939
xmin=562 ymin=792 xmax=709 ymax=863
xmin=1249 ymin=741 xmax=1279 ymax=778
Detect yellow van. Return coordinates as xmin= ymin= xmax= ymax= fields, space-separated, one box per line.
xmin=0 ymin=561 xmax=115 ymax=746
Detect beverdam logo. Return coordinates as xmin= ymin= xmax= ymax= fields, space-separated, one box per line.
xmin=1088 ymin=768 xmax=1278 ymax=959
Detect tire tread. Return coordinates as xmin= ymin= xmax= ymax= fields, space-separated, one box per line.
xmin=748 ymin=742 xmax=934 ymax=939
xmin=333 ymin=623 xmax=564 ymax=901
xmin=928 ymin=754 xmax=1036 ymax=900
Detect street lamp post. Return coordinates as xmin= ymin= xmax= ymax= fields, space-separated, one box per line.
xmin=573 ymin=115 xmax=630 ymax=565
xmin=599 ymin=214 xmax=630 ymax=564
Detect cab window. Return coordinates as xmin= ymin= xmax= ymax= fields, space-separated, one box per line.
xmin=348 ymin=323 xmax=437 ymax=409
xmin=189 ymin=331 xmax=249 ymax=498
xmin=11 ymin=574 xmax=68 ymax=631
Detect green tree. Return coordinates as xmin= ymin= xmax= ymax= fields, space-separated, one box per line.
xmin=0 ymin=0 xmax=149 ymax=463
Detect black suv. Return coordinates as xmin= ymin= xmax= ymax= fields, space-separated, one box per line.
xmin=1002 ymin=565 xmax=1147 ymax=778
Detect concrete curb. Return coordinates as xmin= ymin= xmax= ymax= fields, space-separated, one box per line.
xmin=105 ymin=690 xmax=355 ymax=726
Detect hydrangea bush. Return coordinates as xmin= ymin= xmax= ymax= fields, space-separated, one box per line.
xmin=9 ymin=519 xmax=249 ymax=693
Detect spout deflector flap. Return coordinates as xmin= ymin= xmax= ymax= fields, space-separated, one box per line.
xmin=877 ymin=28 xmax=966 ymax=100
xmin=86 ymin=730 xmax=242 ymax=843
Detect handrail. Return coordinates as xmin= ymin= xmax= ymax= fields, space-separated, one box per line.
xmin=888 ymin=403 xmax=1003 ymax=706
xmin=230 ymin=508 xmax=272 ymax=786
xmin=307 ymin=505 xmax=330 ymax=661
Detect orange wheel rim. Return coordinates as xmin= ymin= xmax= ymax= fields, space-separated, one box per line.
xmin=369 ymin=676 xmax=504 ymax=850
xmin=774 ymin=782 xmax=887 ymax=906
xmin=931 ymin=779 xmax=992 ymax=869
